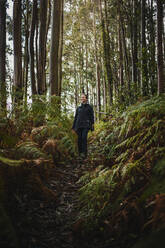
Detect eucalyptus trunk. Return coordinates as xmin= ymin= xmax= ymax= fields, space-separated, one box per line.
xmin=58 ymin=0 xmax=64 ymax=98
xmin=0 ymin=0 xmax=7 ymax=111
xmin=141 ymin=0 xmax=148 ymax=96
xmin=148 ymin=0 xmax=157 ymax=95
xmin=29 ymin=0 xmax=37 ymax=96
xmin=132 ymin=0 xmax=138 ymax=94
xmin=23 ymin=0 xmax=30 ymax=106
xmin=49 ymin=0 xmax=62 ymax=96
xmin=38 ymin=0 xmax=48 ymax=95
xmin=157 ymin=0 xmax=164 ymax=94
xmin=117 ymin=2 xmax=124 ymax=99
xmin=121 ymin=20 xmax=131 ymax=97
xmin=35 ymin=7 xmax=39 ymax=92
xmin=93 ymin=3 xmax=101 ymax=119
xmin=13 ymin=0 xmax=23 ymax=103
xmin=100 ymin=0 xmax=113 ymax=105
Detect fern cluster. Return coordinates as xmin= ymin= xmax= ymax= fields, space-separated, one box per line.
xmin=78 ymin=96 xmax=165 ymax=237
xmin=0 ymin=96 xmax=78 ymax=246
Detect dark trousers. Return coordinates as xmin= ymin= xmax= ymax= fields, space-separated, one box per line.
xmin=77 ymin=128 xmax=89 ymax=156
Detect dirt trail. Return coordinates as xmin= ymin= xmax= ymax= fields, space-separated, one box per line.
xmin=15 ymin=159 xmax=90 ymax=248
xmin=14 ymin=153 xmax=119 ymax=248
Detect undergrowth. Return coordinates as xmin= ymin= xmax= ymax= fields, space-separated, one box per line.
xmin=78 ymin=96 xmax=165 ymax=245
xmin=0 ymin=96 xmax=77 ymax=246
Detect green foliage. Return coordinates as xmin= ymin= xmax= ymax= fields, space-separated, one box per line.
xmin=0 ymin=95 xmax=78 ymax=246
xmin=0 ymin=117 xmax=18 ymax=148
xmin=119 ymin=96 xmax=165 ymax=138
xmin=31 ymin=122 xmax=77 ymax=161
xmin=78 ymin=96 xmax=165 ymax=236
xmin=15 ymin=141 xmax=48 ymax=160
xmin=29 ymin=95 xmax=47 ymax=127
xmin=153 ymin=158 xmax=165 ymax=178
xmin=61 ymin=134 xmax=76 ymax=157
xmin=0 ymin=156 xmax=24 ymax=167
xmin=31 ymin=125 xmax=61 ymax=145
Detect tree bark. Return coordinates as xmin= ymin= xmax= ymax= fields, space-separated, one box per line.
xmin=132 ymin=0 xmax=138 ymax=92
xmin=93 ymin=3 xmax=101 ymax=119
xmin=58 ymin=0 xmax=64 ymax=98
xmin=121 ymin=19 xmax=131 ymax=97
xmin=148 ymin=0 xmax=157 ymax=95
xmin=99 ymin=0 xmax=113 ymax=105
xmin=13 ymin=0 xmax=23 ymax=103
xmin=35 ymin=6 xmax=39 ymax=92
xmin=117 ymin=2 xmax=124 ymax=98
xmin=141 ymin=0 xmax=148 ymax=96
xmin=49 ymin=0 xmax=62 ymax=96
xmin=0 ymin=0 xmax=7 ymax=111
xmin=38 ymin=0 xmax=48 ymax=95
xmin=46 ymin=0 xmax=51 ymax=40
xmin=29 ymin=0 xmax=37 ymax=97
xmin=157 ymin=0 xmax=164 ymax=94
xmin=23 ymin=0 xmax=30 ymax=106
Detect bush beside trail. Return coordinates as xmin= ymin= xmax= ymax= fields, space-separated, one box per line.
xmin=0 ymin=112 xmax=77 ymax=247
xmin=77 ymin=96 xmax=165 ymax=247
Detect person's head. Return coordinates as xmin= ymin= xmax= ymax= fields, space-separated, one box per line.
xmin=81 ymin=93 xmax=88 ymax=104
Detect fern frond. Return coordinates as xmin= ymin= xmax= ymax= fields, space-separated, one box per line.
xmin=16 ymin=141 xmax=48 ymax=160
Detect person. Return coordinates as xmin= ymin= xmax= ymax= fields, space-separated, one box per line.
xmin=72 ymin=93 xmax=94 ymax=159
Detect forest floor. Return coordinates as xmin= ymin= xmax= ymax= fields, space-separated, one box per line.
xmin=15 ymin=153 xmax=116 ymax=248
xmin=2 ymin=96 xmax=165 ymax=248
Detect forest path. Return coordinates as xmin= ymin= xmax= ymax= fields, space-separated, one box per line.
xmin=17 ymin=158 xmax=94 ymax=248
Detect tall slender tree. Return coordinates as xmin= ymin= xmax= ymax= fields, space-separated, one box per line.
xmin=93 ymin=2 xmax=101 ymax=119
xmin=117 ymin=2 xmax=124 ymax=97
xmin=23 ymin=0 xmax=30 ymax=106
xmin=148 ymin=0 xmax=157 ymax=95
xmin=0 ymin=0 xmax=7 ymax=111
xmin=157 ymin=0 xmax=164 ymax=95
xmin=58 ymin=0 xmax=64 ymax=98
xmin=29 ymin=0 xmax=37 ymax=97
xmin=141 ymin=0 xmax=148 ymax=96
xmin=49 ymin=0 xmax=62 ymax=96
xmin=13 ymin=0 xmax=23 ymax=104
xmin=132 ymin=0 xmax=138 ymax=94
xmin=38 ymin=0 xmax=48 ymax=95
xmin=99 ymin=0 xmax=113 ymax=105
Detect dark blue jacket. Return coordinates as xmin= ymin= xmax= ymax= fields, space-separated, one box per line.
xmin=72 ymin=103 xmax=94 ymax=131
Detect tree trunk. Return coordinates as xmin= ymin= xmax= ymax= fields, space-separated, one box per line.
xmin=148 ymin=0 xmax=157 ymax=95
xmin=157 ymin=0 xmax=164 ymax=94
xmin=0 ymin=0 xmax=7 ymax=112
xmin=49 ymin=0 xmax=62 ymax=96
xmin=93 ymin=3 xmax=101 ymax=119
xmin=141 ymin=0 xmax=148 ymax=96
xmin=23 ymin=0 xmax=30 ymax=107
xmin=38 ymin=0 xmax=48 ymax=95
xmin=13 ymin=0 xmax=23 ymax=103
xmin=96 ymin=63 xmax=101 ymax=119
xmin=29 ymin=0 xmax=37 ymax=96
xmin=46 ymin=0 xmax=51 ymax=40
xmin=132 ymin=0 xmax=138 ymax=93
xmin=103 ymin=72 xmax=107 ymax=113
xmin=100 ymin=0 xmax=113 ymax=105
xmin=117 ymin=2 xmax=124 ymax=99
xmin=81 ymin=41 xmax=85 ymax=93
xmin=58 ymin=0 xmax=64 ymax=98
xmin=121 ymin=20 xmax=131 ymax=97
xmin=35 ymin=6 xmax=39 ymax=92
